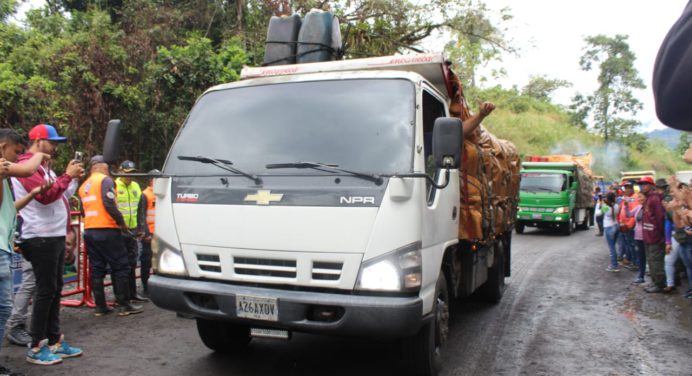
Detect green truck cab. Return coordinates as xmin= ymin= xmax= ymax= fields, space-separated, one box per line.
xmin=516 ymin=162 xmax=593 ymax=235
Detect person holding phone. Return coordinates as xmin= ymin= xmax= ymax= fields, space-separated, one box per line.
xmin=11 ymin=124 xmax=84 ymax=366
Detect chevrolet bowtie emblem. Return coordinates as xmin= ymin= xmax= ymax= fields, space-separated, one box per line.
xmin=244 ymin=190 xmax=284 ymax=205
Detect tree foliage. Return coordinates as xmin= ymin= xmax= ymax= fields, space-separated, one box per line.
xmin=571 ymin=34 xmax=645 ymax=142
xmin=521 ymin=74 xmax=571 ymax=102
xmin=0 ymin=0 xmax=512 ymax=170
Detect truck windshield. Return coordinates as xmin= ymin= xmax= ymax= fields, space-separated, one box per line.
xmin=164 ymin=79 xmax=415 ymax=176
xmin=520 ymin=172 xmax=566 ymax=193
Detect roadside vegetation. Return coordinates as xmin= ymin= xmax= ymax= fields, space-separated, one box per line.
xmin=472 ymin=86 xmax=689 ymax=180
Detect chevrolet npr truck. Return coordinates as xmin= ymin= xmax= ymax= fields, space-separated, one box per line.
xmin=516 ymin=159 xmax=594 ymax=235
xmin=103 ymin=52 xmax=519 ymax=376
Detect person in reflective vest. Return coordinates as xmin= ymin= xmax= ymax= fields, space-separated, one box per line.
xmin=79 ymin=156 xmax=143 ymax=317
xmin=114 ymin=160 xmax=148 ymax=303
xmin=137 ymin=170 xmax=158 ymax=296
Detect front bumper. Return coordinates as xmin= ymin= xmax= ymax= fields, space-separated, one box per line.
xmin=517 ymin=212 xmax=569 ymax=222
xmin=149 ymin=275 xmax=425 ymax=338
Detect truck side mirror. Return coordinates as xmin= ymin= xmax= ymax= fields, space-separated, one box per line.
xmin=433 ymin=117 xmax=462 ymax=169
xmin=103 ymin=119 xmax=122 ymax=164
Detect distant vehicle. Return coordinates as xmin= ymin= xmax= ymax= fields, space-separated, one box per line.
xmin=620 ymin=170 xmax=655 ymax=183
xmin=516 ymin=156 xmax=594 ymax=235
xmin=675 ymin=170 xmax=692 ymax=185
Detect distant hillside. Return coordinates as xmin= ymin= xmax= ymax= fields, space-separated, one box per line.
xmin=648 ymin=127 xmax=683 ymax=148
xmin=474 ymin=88 xmax=689 ymax=180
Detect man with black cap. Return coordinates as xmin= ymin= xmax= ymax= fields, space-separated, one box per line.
xmin=114 ymin=160 xmax=148 ymax=302
xmin=79 ymin=156 xmax=143 ymax=317
xmin=655 ymin=178 xmax=672 ymax=202
xmin=638 ymin=176 xmax=667 ymax=293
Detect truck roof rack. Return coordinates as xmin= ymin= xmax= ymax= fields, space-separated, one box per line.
xmin=240 ymin=53 xmax=453 ymax=97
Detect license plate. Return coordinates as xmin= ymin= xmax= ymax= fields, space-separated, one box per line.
xmin=236 ymin=295 xmax=278 ymax=321
xmin=532 ymin=213 xmax=542 ymax=219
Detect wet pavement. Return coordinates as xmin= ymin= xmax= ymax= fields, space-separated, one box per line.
xmin=1 ymin=226 xmax=690 ymax=375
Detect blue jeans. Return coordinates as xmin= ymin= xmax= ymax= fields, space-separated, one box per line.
xmin=619 ymin=230 xmax=635 ymax=263
xmin=677 ymin=240 xmax=692 ymax=290
xmin=605 ymin=226 xmax=619 ymax=267
xmin=635 ymin=240 xmax=646 ymax=280
xmin=0 ymin=251 xmax=14 ymax=352
xmin=666 ymin=238 xmax=681 ymax=287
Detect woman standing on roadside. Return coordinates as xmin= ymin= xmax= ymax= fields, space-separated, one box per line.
xmin=603 ymin=192 xmax=620 ymax=272
xmin=628 ymin=191 xmax=647 ymax=284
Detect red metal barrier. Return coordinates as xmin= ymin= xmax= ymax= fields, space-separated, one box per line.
xmin=60 ymin=211 xmax=92 ymax=307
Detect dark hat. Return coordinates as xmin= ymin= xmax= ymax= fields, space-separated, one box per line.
xmin=655 ymin=178 xmax=669 ymax=188
xmin=120 ymin=160 xmax=136 ymax=172
xmin=89 ymin=155 xmax=106 ymax=166
xmin=28 ymin=124 xmax=67 ymax=143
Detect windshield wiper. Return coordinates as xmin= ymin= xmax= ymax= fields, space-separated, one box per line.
xmin=178 ymin=156 xmax=263 ymax=185
xmin=266 ymin=161 xmax=383 ymax=185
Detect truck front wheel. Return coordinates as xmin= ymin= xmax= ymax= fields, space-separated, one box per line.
xmin=196 ymin=318 xmax=251 ymax=353
xmin=402 ymin=273 xmax=449 ymax=376
xmin=515 ymin=222 xmax=525 ymax=234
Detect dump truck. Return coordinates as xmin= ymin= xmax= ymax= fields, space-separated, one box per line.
xmin=102 ymin=23 xmax=520 ymax=376
xmin=516 ymin=154 xmax=594 ymax=235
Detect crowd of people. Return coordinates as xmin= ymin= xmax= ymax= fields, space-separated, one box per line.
xmin=0 ymin=125 xmax=155 ymax=376
xmin=594 ymin=176 xmax=692 ymax=299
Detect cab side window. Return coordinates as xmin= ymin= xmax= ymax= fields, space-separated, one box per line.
xmin=423 ymin=91 xmax=447 ymax=202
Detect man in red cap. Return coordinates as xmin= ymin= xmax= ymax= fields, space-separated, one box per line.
xmin=12 ymin=124 xmax=84 ymax=365
xmin=638 ymin=176 xmax=667 ymax=293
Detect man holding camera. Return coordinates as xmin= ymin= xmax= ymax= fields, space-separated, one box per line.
xmin=12 ymin=124 xmax=84 ymax=365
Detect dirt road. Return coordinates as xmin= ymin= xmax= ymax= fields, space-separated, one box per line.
xmin=2 ymin=227 xmax=690 ymax=375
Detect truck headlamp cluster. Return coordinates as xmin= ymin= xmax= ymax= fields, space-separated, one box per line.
xmin=355 ymin=242 xmax=422 ymax=292
xmin=553 ymin=207 xmax=570 ymax=214
xmin=152 ymin=235 xmax=188 ymax=276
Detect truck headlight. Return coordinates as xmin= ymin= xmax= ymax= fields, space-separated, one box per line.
xmin=356 ymin=242 xmax=422 ymax=292
xmin=152 ymin=235 xmax=188 ymax=276
xmin=553 ymin=207 xmax=570 ymax=214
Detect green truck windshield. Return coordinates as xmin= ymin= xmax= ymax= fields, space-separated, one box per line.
xmin=521 ymin=172 xmax=566 ymax=193
xmin=164 ymin=79 xmax=415 ymax=176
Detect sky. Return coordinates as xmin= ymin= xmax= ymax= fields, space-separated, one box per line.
xmin=480 ymin=0 xmax=689 ymax=132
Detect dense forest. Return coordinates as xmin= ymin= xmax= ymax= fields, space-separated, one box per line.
xmin=0 ymin=0 xmax=687 ymax=179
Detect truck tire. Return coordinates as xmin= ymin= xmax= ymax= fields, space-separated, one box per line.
xmin=196 ymin=318 xmax=251 ymax=353
xmin=577 ymin=214 xmax=589 ymax=230
xmin=401 ymin=273 xmax=449 ymax=376
xmin=561 ymin=216 xmax=574 ymax=236
xmin=515 ymin=222 xmax=525 ymax=234
xmin=477 ymin=240 xmax=505 ymax=303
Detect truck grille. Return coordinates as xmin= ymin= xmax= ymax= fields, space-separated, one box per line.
xmin=233 ymin=257 xmax=297 ymax=278
xmin=196 ymin=254 xmax=221 ymax=273
xmin=312 ymin=261 xmax=343 ymax=281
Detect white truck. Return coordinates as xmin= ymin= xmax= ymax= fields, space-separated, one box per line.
xmin=103 ymin=53 xmax=512 ymax=376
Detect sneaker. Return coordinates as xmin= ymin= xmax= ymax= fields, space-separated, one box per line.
xmin=622 ymin=259 xmax=631 ymax=265
xmin=631 ymin=278 xmax=645 ymax=285
xmin=49 ymin=335 xmax=82 ymax=358
xmin=645 ymin=285 xmax=664 ymax=293
xmin=662 ymin=286 xmax=676 ymax=294
xmin=26 ymin=339 xmax=62 ymax=365
xmin=606 ymin=265 xmax=621 ymax=272
xmin=94 ymin=306 xmax=114 ymax=317
xmin=7 ymin=326 xmax=32 ymax=347
xmin=0 ymin=365 xmax=24 ymax=376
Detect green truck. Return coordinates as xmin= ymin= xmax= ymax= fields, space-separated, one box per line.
xmin=515 ymin=162 xmax=594 ymax=235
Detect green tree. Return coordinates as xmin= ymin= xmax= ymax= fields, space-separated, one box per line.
xmin=522 ymin=75 xmax=571 ymax=102
xmin=678 ymin=131 xmax=690 ymax=156
xmin=572 ymin=34 xmax=645 ymax=142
